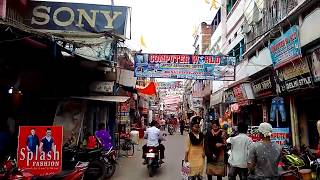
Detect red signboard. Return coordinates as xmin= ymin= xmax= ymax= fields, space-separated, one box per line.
xmin=17 ymin=126 xmax=63 ymax=176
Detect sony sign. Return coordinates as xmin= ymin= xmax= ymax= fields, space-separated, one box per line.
xmin=25 ymin=1 xmax=129 ymax=35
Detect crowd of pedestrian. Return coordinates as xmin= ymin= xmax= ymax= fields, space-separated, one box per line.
xmin=184 ymin=114 xmax=282 ymax=180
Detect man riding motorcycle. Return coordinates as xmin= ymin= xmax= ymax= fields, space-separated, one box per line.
xmin=142 ymin=121 xmax=165 ymax=164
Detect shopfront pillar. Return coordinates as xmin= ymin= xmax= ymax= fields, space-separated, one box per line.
xmin=290 ymin=96 xmax=300 ymax=148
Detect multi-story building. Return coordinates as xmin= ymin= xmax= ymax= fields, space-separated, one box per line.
xmin=205 ymin=0 xmax=320 ymax=148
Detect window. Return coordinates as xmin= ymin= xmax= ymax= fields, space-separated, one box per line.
xmin=227 ymin=0 xmax=238 ymax=15
xmin=228 ymin=39 xmax=245 ymax=64
xmin=211 ymin=8 xmax=221 ymax=29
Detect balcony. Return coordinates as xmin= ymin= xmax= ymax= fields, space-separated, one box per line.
xmin=245 ymin=0 xmax=299 ymax=50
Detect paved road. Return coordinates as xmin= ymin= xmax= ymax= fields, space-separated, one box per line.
xmin=112 ymin=131 xmax=229 ymax=180
xmin=112 ymin=131 xmax=185 ymax=180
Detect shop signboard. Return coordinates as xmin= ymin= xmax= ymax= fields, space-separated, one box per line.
xmin=134 ymin=53 xmax=236 ymax=80
xmin=271 ymin=128 xmax=290 ymax=145
xmin=89 ymin=81 xmax=114 ymax=94
xmin=224 ymin=89 xmax=236 ymax=104
xmin=310 ymin=48 xmax=320 ymax=82
xmin=251 ymin=74 xmax=276 ymax=98
xmin=269 ymin=25 xmax=302 ymax=69
xmin=17 ymin=126 xmax=63 ymax=176
xmin=248 ymin=126 xmax=290 ymax=145
xmin=233 ymin=84 xmax=247 ymax=102
xmin=276 ymin=57 xmax=313 ymax=92
xmin=24 ymin=1 xmax=129 ymax=36
xmin=118 ymin=102 xmax=130 ymax=124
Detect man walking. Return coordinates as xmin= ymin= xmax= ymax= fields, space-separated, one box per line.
xmin=247 ymin=122 xmax=281 ymax=180
xmin=179 ymin=119 xmax=185 ymax=135
xmin=227 ymin=122 xmax=252 ymax=180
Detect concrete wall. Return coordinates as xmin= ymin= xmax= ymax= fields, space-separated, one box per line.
xmin=300 ymin=8 xmax=320 ymax=47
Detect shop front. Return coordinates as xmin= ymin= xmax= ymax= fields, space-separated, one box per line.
xmin=280 ymin=47 xmax=320 ymax=149
xmin=224 ymin=83 xmax=255 ymax=127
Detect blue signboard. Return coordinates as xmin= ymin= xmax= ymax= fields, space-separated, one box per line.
xmin=134 ymin=54 xmax=236 ymax=80
xmin=25 ymin=1 xmax=129 ymax=36
xmin=271 ymin=128 xmax=290 ymax=145
xmin=269 ymin=25 xmax=302 ymax=69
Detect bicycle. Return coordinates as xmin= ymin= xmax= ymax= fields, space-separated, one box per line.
xmin=120 ymin=137 xmax=135 ymax=157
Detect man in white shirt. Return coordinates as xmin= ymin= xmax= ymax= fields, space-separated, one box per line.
xmin=142 ymin=121 xmax=165 ymax=164
xmin=227 ymin=122 xmax=252 ymax=180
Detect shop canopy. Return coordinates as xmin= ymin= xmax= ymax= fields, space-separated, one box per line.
xmin=72 ymin=96 xmax=129 ymax=103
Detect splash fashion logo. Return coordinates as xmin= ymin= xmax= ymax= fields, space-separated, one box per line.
xmin=17 ymin=126 xmax=63 ymax=176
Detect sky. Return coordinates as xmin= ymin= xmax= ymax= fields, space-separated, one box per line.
xmin=37 ymin=0 xmax=216 ymax=54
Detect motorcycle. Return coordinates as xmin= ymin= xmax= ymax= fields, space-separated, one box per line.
xmin=144 ymin=136 xmax=166 ymax=178
xmin=63 ymin=143 xmax=116 ymax=180
xmin=0 ymin=156 xmax=89 ymax=180
xmin=168 ymin=124 xmax=174 ymax=135
xmin=145 ymin=146 xmax=161 ymax=177
xmin=300 ymin=145 xmax=320 ymax=179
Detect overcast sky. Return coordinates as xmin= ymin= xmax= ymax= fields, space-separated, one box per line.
xmin=36 ymin=0 xmax=216 ymax=54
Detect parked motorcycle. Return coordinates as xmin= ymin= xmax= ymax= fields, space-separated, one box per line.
xmin=63 ymin=143 xmax=116 ymax=180
xmin=300 ymin=145 xmax=320 ymax=179
xmin=0 ymin=156 xmax=89 ymax=180
xmin=168 ymin=124 xmax=174 ymax=135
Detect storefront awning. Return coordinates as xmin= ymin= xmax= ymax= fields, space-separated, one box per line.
xmin=71 ymin=96 xmax=129 ymax=103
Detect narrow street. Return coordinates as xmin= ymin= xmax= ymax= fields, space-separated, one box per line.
xmin=113 ymin=132 xmax=185 ymax=180
xmin=113 ymin=131 xmax=230 ymax=180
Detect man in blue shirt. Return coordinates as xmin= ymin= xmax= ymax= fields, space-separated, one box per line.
xmin=39 ymin=128 xmax=55 ymax=154
xmin=26 ymin=128 xmax=39 ymax=153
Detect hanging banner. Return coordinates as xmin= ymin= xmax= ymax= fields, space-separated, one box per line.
xmin=276 ymin=57 xmax=313 ymax=92
xmin=24 ymin=1 xmax=129 ymax=36
xmin=53 ymin=101 xmax=86 ymax=146
xmin=134 ymin=54 xmax=236 ymax=80
xmin=269 ymin=25 xmax=302 ymax=69
xmin=17 ymin=126 xmax=63 ymax=176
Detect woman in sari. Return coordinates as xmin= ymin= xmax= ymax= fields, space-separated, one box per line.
xmin=205 ymin=120 xmax=227 ymax=180
xmin=185 ymin=116 xmax=205 ymax=180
